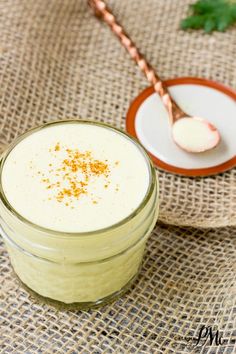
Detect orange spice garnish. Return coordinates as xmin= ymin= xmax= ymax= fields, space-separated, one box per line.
xmin=39 ymin=145 xmax=111 ymax=206
xmin=54 ymin=143 xmax=60 ymax=151
xmin=42 ymin=178 xmax=50 ymax=183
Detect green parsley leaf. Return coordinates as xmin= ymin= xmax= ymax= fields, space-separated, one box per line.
xmin=181 ymin=0 xmax=236 ymax=33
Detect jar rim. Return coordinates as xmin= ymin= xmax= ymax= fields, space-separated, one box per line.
xmin=0 ymin=119 xmax=157 ymax=237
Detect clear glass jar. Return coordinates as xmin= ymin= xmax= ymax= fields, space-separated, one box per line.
xmin=0 ymin=121 xmax=158 ymax=309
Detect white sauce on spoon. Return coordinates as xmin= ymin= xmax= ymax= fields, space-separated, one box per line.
xmin=172 ymin=117 xmax=220 ymax=153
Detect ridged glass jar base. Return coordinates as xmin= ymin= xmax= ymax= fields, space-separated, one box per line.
xmin=14 ymin=271 xmax=139 ymax=310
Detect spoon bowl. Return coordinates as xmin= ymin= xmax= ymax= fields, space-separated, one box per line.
xmin=172 ymin=116 xmax=220 ymax=153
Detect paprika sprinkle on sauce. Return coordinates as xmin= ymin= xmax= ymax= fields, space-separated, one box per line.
xmin=39 ymin=143 xmax=113 ymax=206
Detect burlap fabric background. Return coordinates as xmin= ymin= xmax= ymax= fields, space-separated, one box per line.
xmin=0 ymin=0 xmax=236 ymax=353
xmin=0 ymin=0 xmax=235 ymax=228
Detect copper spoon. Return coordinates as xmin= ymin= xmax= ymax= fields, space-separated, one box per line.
xmin=88 ymin=0 xmax=220 ymax=153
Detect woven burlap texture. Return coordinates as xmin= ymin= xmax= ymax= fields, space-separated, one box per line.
xmin=0 ymin=0 xmax=235 ymax=228
xmin=0 ymin=1 xmax=236 ymax=353
xmin=1 ymin=224 xmax=236 ymax=353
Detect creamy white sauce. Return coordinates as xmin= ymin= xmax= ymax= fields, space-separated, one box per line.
xmin=172 ymin=117 xmax=220 ymax=153
xmin=2 ymin=122 xmax=150 ymax=232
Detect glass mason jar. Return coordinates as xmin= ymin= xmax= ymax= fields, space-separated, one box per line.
xmin=0 ymin=121 xmax=158 ymax=309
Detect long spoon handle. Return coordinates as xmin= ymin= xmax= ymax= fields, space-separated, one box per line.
xmin=88 ymin=0 xmax=185 ymax=123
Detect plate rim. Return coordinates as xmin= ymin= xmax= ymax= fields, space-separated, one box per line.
xmin=126 ymin=77 xmax=236 ymax=177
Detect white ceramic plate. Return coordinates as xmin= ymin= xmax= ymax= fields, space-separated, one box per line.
xmin=126 ymin=77 xmax=236 ymax=176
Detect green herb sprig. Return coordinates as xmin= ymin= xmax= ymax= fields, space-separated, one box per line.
xmin=181 ymin=0 xmax=236 ymax=33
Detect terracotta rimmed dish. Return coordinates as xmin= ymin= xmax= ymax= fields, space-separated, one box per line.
xmin=126 ymin=77 xmax=236 ymax=177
